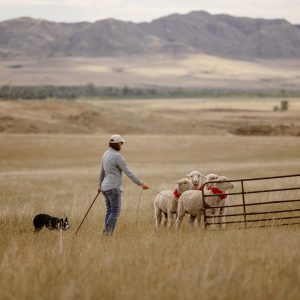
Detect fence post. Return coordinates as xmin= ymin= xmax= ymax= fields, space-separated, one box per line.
xmin=202 ymin=188 xmax=208 ymax=229
xmin=241 ymin=180 xmax=247 ymax=227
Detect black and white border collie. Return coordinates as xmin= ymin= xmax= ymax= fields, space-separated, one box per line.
xmin=33 ymin=214 xmax=70 ymax=232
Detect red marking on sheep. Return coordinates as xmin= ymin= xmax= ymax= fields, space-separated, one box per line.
xmin=173 ymin=190 xmax=181 ymax=198
xmin=210 ymin=187 xmax=227 ymax=199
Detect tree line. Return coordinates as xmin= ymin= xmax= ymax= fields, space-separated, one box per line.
xmin=0 ymin=84 xmax=299 ymax=100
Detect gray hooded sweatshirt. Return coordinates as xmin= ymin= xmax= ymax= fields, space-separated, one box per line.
xmin=99 ymin=147 xmax=144 ymax=192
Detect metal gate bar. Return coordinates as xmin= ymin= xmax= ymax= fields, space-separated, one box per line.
xmin=207 ymin=187 xmax=300 ymax=198
xmin=241 ymin=181 xmax=247 ymax=226
xmin=207 ymin=215 xmax=300 ymax=225
xmin=253 ymin=222 xmax=300 ymax=228
xmin=204 ymin=198 xmax=300 ymax=210
xmin=238 ymin=198 xmax=300 ymax=207
xmin=205 ymin=208 xmax=300 ymax=218
xmin=222 ymin=174 xmax=300 ymax=181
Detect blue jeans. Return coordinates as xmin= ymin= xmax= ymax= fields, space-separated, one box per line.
xmin=102 ymin=188 xmax=121 ymax=234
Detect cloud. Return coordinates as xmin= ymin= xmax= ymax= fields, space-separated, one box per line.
xmin=0 ymin=0 xmax=122 ymax=5
xmin=0 ymin=0 xmax=51 ymax=4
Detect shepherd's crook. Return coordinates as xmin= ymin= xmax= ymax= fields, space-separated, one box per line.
xmin=75 ymin=191 xmax=100 ymax=235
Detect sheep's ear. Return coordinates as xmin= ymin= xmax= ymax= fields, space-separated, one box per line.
xmin=186 ymin=174 xmax=191 ymax=177
xmin=172 ymin=181 xmax=180 ymax=183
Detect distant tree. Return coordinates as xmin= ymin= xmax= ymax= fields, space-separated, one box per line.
xmin=0 ymin=85 xmax=10 ymax=98
xmin=86 ymin=83 xmax=97 ymax=97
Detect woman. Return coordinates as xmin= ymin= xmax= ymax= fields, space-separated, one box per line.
xmin=98 ymin=134 xmax=150 ymax=235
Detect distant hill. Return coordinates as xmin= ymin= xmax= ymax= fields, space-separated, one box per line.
xmin=1 ymin=11 xmax=300 ymax=59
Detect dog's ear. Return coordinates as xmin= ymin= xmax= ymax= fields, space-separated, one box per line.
xmin=65 ymin=217 xmax=68 ymax=222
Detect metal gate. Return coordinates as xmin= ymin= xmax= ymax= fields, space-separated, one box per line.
xmin=201 ymin=174 xmax=300 ymax=229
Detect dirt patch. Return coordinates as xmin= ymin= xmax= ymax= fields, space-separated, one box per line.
xmin=233 ymin=124 xmax=300 ymax=136
xmin=0 ymin=115 xmax=39 ymax=133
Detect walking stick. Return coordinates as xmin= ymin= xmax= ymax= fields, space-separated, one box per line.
xmin=75 ymin=191 xmax=100 ymax=236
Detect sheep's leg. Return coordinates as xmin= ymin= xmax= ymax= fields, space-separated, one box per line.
xmin=218 ymin=206 xmax=226 ymax=229
xmin=176 ymin=203 xmax=185 ymax=229
xmin=188 ymin=215 xmax=197 ymax=229
xmin=195 ymin=215 xmax=202 ymax=228
xmin=155 ymin=207 xmax=162 ymax=228
xmin=206 ymin=209 xmax=216 ymax=228
xmin=162 ymin=212 xmax=168 ymax=227
xmin=167 ymin=211 xmax=174 ymax=228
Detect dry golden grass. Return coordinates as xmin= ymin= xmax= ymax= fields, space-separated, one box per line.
xmin=1 ymin=131 xmax=300 ymax=300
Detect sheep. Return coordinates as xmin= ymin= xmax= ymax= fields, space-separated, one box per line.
xmin=154 ymin=178 xmax=194 ymax=228
xmin=186 ymin=171 xmax=220 ymax=191
xmin=203 ymin=174 xmax=220 ymax=190
xmin=204 ymin=176 xmax=234 ymax=228
xmin=186 ymin=171 xmax=205 ymax=190
xmin=176 ymin=176 xmax=234 ymax=229
xmin=189 ymin=173 xmax=220 ymax=225
xmin=176 ymin=189 xmax=203 ymax=229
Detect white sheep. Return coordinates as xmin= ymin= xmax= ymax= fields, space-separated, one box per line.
xmin=186 ymin=171 xmax=205 ymax=190
xmin=154 ymin=178 xmax=194 ymax=228
xmin=203 ymin=173 xmax=220 ymax=190
xmin=186 ymin=171 xmax=220 ymax=191
xmin=188 ymin=173 xmax=220 ymax=225
xmin=176 ymin=176 xmax=234 ymax=229
xmin=204 ymin=176 xmax=234 ymax=228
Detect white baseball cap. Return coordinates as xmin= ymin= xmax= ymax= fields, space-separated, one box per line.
xmin=109 ymin=134 xmax=126 ymax=144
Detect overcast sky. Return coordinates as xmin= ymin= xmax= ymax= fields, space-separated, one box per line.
xmin=1 ymin=0 xmax=300 ymax=24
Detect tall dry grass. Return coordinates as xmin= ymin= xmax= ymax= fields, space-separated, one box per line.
xmin=1 ymin=134 xmax=300 ymax=300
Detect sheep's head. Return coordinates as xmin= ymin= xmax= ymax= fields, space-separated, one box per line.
xmin=205 ymin=173 xmax=220 ymax=189
xmin=214 ymin=176 xmax=234 ymax=191
xmin=186 ymin=171 xmax=205 ymax=188
xmin=173 ymin=178 xmax=194 ymax=193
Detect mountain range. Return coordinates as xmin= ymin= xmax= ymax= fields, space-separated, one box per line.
xmin=0 ymin=10 xmax=300 ymax=60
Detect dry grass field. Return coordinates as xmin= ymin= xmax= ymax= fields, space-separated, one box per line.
xmin=1 ymin=98 xmax=300 ymax=135
xmin=1 ymin=99 xmax=300 ymax=300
